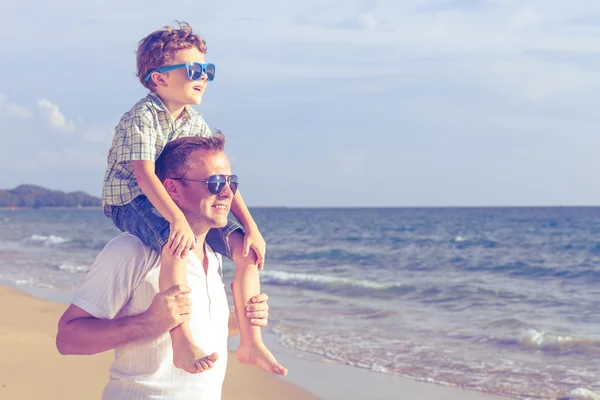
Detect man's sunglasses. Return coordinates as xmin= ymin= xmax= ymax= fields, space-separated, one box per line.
xmin=172 ymin=174 xmax=238 ymax=195
xmin=143 ymin=62 xmax=216 ymax=82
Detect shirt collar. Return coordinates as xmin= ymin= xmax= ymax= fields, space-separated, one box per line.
xmin=147 ymin=91 xmax=200 ymax=120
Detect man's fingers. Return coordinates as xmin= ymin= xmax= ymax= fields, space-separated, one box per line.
xmin=179 ymin=306 xmax=192 ymax=315
xmin=250 ymin=293 xmax=268 ymax=304
xmin=180 ymin=313 xmax=192 ymax=323
xmin=164 ymin=284 xmax=191 ymax=297
xmin=250 ymin=318 xmax=267 ymax=327
xmin=246 ymin=302 xmax=268 ymax=312
xmin=175 ymin=295 xmax=192 ymax=306
xmin=246 ymin=311 xmax=265 ymax=319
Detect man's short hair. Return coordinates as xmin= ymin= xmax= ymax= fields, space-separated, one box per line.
xmin=156 ymin=133 xmax=226 ymax=182
xmin=136 ymin=21 xmax=207 ymax=90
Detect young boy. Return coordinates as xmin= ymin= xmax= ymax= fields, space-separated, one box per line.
xmin=102 ymin=22 xmax=286 ymax=376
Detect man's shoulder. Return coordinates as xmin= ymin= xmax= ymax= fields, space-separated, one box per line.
xmin=102 ymin=233 xmax=159 ymax=264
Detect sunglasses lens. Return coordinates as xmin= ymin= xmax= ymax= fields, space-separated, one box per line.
xmin=188 ymin=63 xmax=204 ymax=80
xmin=205 ymin=64 xmax=215 ymax=81
xmin=229 ymin=175 xmax=239 ymax=195
xmin=206 ymin=175 xmax=226 ymax=194
xmin=206 ymin=175 xmax=238 ymax=195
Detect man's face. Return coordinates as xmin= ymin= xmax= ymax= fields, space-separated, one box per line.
xmin=173 ymin=150 xmax=234 ymax=230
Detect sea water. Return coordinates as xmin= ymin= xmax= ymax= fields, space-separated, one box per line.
xmin=0 ymin=207 xmax=598 ymax=399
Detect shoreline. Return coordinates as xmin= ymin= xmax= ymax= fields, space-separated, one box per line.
xmin=1 ymin=282 xmax=514 ymax=400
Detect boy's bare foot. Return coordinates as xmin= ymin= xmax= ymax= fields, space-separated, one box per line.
xmin=236 ymin=343 xmax=288 ymax=375
xmin=173 ymin=343 xmax=219 ymax=374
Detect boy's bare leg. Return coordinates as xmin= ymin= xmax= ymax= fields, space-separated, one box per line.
xmin=159 ymin=246 xmax=218 ymax=374
xmin=229 ymin=232 xmax=287 ymax=375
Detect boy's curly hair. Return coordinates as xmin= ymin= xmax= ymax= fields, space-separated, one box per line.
xmin=136 ymin=21 xmax=207 ymax=90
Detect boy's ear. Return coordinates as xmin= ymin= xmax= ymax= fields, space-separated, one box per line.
xmin=151 ymin=72 xmax=168 ymax=88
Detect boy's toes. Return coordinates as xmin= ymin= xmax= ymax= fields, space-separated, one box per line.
xmin=275 ymin=365 xmax=288 ymax=376
xmin=194 ymin=361 xmax=209 ymax=372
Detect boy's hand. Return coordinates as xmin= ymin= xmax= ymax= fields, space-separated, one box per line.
xmin=243 ymin=227 xmax=266 ymax=270
xmin=169 ymin=217 xmax=196 ymax=258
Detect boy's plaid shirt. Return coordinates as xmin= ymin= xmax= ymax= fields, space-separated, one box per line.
xmin=102 ymin=92 xmax=212 ymax=213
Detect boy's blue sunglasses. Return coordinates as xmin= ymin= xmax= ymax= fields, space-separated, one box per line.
xmin=143 ymin=62 xmax=216 ymax=82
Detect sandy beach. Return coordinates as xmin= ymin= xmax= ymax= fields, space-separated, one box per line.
xmin=0 ymin=285 xmax=317 ymax=400
xmin=0 ymin=284 xmax=516 ymax=400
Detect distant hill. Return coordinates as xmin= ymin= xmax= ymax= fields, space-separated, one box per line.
xmin=0 ymin=185 xmax=101 ymax=208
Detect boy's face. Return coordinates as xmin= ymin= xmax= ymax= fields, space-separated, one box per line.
xmin=158 ymin=47 xmax=208 ymax=107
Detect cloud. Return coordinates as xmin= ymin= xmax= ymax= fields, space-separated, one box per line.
xmin=418 ymin=0 xmax=490 ymax=13
xmin=0 ymin=93 xmax=33 ymax=119
xmin=337 ymin=13 xmax=379 ymax=30
xmin=37 ymin=98 xmax=76 ymax=132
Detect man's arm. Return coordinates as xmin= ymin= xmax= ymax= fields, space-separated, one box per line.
xmin=227 ymin=293 xmax=270 ymax=338
xmin=56 ymin=285 xmax=192 ymax=355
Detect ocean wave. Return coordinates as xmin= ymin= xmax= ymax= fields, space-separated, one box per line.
xmin=481 ymin=329 xmax=600 ymax=356
xmin=261 ymin=270 xmax=412 ymax=298
xmin=27 ymin=234 xmax=72 ymax=246
xmin=56 ymin=263 xmax=91 ymax=273
xmin=519 ymin=329 xmax=600 ymax=355
xmin=24 ymin=234 xmax=108 ymax=251
xmin=276 ymin=248 xmax=381 ymax=266
xmin=273 ymin=324 xmax=593 ymax=399
xmin=560 ymin=388 xmax=600 ymax=400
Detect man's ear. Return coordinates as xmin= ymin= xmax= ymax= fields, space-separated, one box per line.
xmin=163 ymin=179 xmax=180 ymax=200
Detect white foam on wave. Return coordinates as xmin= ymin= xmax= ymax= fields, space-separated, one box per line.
xmin=57 ymin=263 xmax=90 ymax=273
xmin=521 ymin=329 xmax=581 ymax=347
xmin=28 ymin=234 xmax=71 ymax=246
xmin=454 ymin=236 xmax=467 ymax=242
xmin=261 ymin=270 xmax=398 ymax=291
xmin=566 ymin=388 xmax=600 ymax=400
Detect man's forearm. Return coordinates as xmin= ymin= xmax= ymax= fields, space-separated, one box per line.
xmin=57 ymin=312 xmax=159 ymax=355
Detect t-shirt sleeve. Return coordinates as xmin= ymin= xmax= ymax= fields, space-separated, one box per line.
xmin=116 ymin=112 xmax=159 ymax=163
xmin=71 ymin=235 xmax=154 ymax=319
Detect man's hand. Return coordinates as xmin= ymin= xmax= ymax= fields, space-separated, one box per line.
xmin=246 ymin=293 xmax=269 ymax=327
xmin=142 ymin=285 xmax=193 ymax=334
xmin=243 ymin=227 xmax=267 ymax=270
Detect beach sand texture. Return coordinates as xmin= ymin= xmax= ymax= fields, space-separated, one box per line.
xmin=0 ymin=286 xmax=317 ymax=400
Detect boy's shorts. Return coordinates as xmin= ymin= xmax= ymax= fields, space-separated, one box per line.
xmin=106 ymin=195 xmax=243 ymax=260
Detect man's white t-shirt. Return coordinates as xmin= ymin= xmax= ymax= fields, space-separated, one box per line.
xmin=72 ymin=233 xmax=230 ymax=400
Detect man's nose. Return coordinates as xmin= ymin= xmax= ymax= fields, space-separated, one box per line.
xmin=217 ymin=183 xmax=234 ymax=199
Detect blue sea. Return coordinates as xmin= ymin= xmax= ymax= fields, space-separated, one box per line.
xmin=0 ymin=207 xmax=598 ymax=399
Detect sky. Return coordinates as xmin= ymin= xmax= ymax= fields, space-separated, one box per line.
xmin=1 ymin=0 xmax=600 ymax=207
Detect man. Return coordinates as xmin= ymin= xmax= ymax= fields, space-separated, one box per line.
xmin=56 ymin=134 xmax=272 ymax=399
